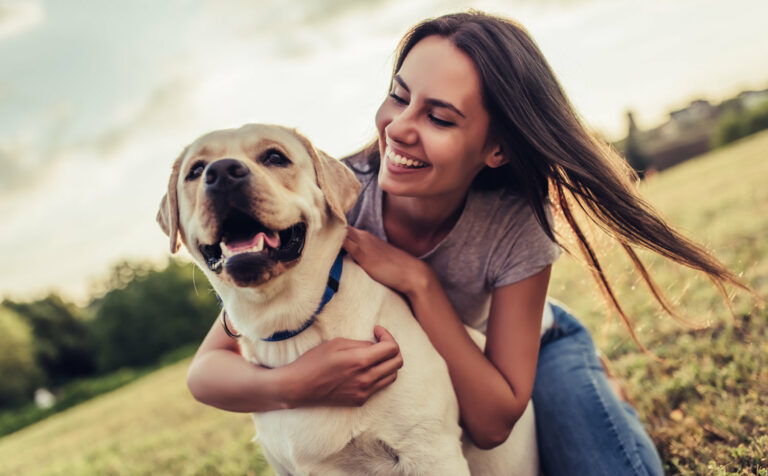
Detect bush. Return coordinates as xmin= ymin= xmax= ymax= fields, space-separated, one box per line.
xmin=713 ymin=101 xmax=768 ymax=147
xmin=0 ymin=307 xmax=43 ymax=406
xmin=747 ymin=103 xmax=768 ymax=132
xmin=89 ymin=259 xmax=220 ymax=372
xmin=4 ymin=295 xmax=96 ymax=386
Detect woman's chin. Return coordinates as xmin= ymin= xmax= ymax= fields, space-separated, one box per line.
xmin=379 ymin=160 xmax=432 ymax=192
xmin=378 ymin=170 xmax=423 ymax=197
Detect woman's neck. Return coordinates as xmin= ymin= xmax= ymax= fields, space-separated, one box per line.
xmin=382 ymin=189 xmax=468 ymax=256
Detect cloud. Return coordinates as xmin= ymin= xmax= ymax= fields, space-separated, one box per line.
xmin=0 ymin=77 xmax=194 ymax=197
xmin=0 ymin=137 xmax=29 ymax=190
xmin=192 ymin=0 xmax=393 ymax=59
xmin=0 ymin=0 xmax=44 ymax=40
xmin=84 ymin=78 xmax=195 ymax=156
xmin=0 ymin=105 xmax=70 ymax=193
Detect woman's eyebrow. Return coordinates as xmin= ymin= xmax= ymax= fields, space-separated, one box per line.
xmin=394 ymin=75 xmax=466 ymax=118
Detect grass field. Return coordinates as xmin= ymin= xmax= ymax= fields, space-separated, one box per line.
xmin=1 ymin=131 xmax=766 ymax=475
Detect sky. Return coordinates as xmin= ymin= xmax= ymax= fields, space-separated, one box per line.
xmin=1 ymin=0 xmax=767 ymax=304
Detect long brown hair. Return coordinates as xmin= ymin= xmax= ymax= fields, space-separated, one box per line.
xmin=347 ymin=11 xmax=753 ymax=351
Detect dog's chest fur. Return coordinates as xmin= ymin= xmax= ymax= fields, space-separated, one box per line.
xmin=233 ymin=261 xmax=465 ymax=475
xmin=235 ymin=259 xmax=386 ymax=369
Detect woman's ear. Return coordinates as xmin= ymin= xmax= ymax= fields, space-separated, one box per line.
xmin=484 ymin=146 xmax=508 ymax=169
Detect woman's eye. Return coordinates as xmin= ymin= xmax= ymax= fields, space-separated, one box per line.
xmin=186 ymin=162 xmax=206 ymax=181
xmin=429 ymin=115 xmax=455 ymax=127
xmin=262 ymin=149 xmax=291 ymax=167
xmin=389 ymin=93 xmax=407 ymax=105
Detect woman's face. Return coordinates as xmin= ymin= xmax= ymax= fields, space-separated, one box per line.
xmin=375 ymin=35 xmax=503 ymax=199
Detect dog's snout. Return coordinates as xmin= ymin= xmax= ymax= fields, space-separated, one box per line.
xmin=205 ymin=158 xmax=250 ymax=191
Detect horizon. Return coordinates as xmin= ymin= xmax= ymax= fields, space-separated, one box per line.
xmin=2 ymin=0 xmax=768 ymax=304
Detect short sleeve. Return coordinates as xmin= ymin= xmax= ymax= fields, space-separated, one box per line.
xmin=489 ymin=201 xmax=561 ymax=288
xmin=340 ymin=157 xmax=383 ymax=237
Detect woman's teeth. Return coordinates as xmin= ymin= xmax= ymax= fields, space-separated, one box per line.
xmin=386 ymin=148 xmax=427 ymax=168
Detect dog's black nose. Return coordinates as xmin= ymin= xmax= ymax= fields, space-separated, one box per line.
xmin=205 ymin=158 xmax=250 ymax=192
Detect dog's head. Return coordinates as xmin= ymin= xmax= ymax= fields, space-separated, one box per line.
xmin=157 ymin=124 xmax=360 ymax=288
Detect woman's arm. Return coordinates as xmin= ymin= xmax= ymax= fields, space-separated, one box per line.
xmin=409 ymin=267 xmax=549 ymax=449
xmin=345 ymin=227 xmax=549 ymax=449
xmin=187 ymin=311 xmax=404 ymax=412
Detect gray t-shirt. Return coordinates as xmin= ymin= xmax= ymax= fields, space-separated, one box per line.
xmin=344 ymin=162 xmax=562 ymax=334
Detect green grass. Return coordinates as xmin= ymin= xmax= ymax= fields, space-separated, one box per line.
xmin=0 ymin=362 xmax=271 ymax=476
xmin=1 ymin=131 xmax=767 ymax=475
xmin=0 ymin=343 xmax=200 ymax=439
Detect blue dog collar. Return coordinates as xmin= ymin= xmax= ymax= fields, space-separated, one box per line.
xmin=261 ymin=250 xmax=345 ymax=342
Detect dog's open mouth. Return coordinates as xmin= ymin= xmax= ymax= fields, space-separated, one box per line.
xmin=198 ymin=209 xmax=306 ymax=274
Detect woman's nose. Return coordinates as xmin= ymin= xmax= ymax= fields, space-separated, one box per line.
xmin=386 ymin=108 xmax=418 ymax=146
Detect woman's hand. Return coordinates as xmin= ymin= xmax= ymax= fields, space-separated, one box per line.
xmin=344 ymin=226 xmax=434 ymax=297
xmin=284 ymin=325 xmax=404 ymax=408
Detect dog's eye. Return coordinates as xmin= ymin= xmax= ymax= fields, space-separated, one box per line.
xmin=262 ymin=149 xmax=291 ymax=167
xmin=186 ymin=161 xmax=206 ymax=181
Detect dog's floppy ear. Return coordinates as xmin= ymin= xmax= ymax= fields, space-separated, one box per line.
xmin=315 ymin=149 xmax=361 ymax=222
xmin=296 ymin=133 xmax=361 ymax=223
xmin=157 ymin=147 xmax=187 ymax=253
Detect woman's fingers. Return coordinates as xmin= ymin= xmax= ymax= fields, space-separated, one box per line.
xmin=347 ymin=342 xmax=403 ymax=405
xmin=374 ymin=325 xmax=396 ymax=343
xmin=365 ymin=348 xmax=404 ymax=385
xmin=346 ymin=335 xmax=400 ymax=370
xmin=330 ymin=336 xmax=375 ymax=351
xmin=366 ymin=372 xmax=399 ymax=397
xmin=343 ymin=228 xmax=365 ymax=263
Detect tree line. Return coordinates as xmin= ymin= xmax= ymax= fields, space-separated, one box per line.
xmin=713 ymin=100 xmax=768 ymax=147
xmin=0 ymin=259 xmax=220 ymax=407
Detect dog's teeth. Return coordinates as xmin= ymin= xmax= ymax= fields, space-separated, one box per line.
xmin=253 ymin=235 xmax=265 ymax=252
xmin=221 ymin=234 xmax=266 ymax=257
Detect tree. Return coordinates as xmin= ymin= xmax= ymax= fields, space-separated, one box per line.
xmin=624 ymin=111 xmax=650 ymax=179
xmin=89 ymin=259 xmax=220 ymax=372
xmin=3 ymin=295 xmax=95 ymax=386
xmin=0 ymin=307 xmax=43 ymax=406
xmin=713 ymin=101 xmax=768 ymax=147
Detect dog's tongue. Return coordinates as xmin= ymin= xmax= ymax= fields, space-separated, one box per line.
xmin=226 ymin=232 xmax=280 ymax=252
xmin=263 ymin=232 xmax=280 ymax=249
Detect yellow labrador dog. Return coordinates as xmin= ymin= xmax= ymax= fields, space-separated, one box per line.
xmin=157 ymin=124 xmax=538 ymax=476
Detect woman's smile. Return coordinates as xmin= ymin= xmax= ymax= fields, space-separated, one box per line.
xmin=384 ymin=146 xmax=430 ymax=172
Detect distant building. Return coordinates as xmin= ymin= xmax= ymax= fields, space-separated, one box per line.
xmin=631 ymin=99 xmax=718 ymax=171
xmin=620 ymin=87 xmax=768 ymax=172
xmin=668 ymin=100 xmax=719 ymax=129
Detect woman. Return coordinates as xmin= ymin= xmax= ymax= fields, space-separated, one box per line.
xmin=188 ymin=12 xmax=746 ymax=475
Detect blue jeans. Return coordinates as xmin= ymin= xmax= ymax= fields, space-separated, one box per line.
xmin=533 ymin=303 xmax=664 ymax=475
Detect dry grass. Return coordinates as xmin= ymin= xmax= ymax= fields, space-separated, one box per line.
xmin=549 ymin=130 xmax=768 ymax=474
